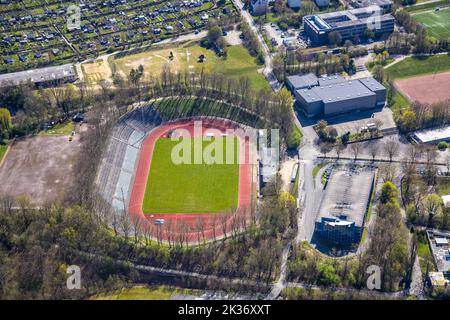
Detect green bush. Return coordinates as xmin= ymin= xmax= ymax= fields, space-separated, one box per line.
xmin=287 ymin=126 xmax=302 ymax=150
xmin=437 ymin=141 xmax=448 ymax=151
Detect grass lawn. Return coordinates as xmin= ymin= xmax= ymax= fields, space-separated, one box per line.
xmin=291 ymin=163 xmax=300 ymax=196
xmin=143 ymin=137 xmax=240 ymax=214
xmin=413 ymin=8 xmax=450 ymax=39
xmin=366 ymin=57 xmax=394 ymax=71
xmin=360 ymin=228 xmax=367 ymax=244
xmin=39 ymin=121 xmax=75 ymax=136
xmin=0 ymin=144 xmax=8 ymax=163
xmin=417 ymin=231 xmax=436 ymax=273
xmin=435 ymin=177 xmax=450 ymax=196
xmin=287 ymin=125 xmax=303 ymax=150
xmin=390 ymin=91 xmax=410 ymax=113
xmin=113 ymin=43 xmax=270 ymax=91
xmin=312 ymin=162 xmax=326 ymax=181
xmin=90 ymin=286 xmax=201 ymax=300
xmin=151 ymin=96 xmax=263 ymax=127
xmin=385 ymin=54 xmax=450 ymax=79
xmin=406 ymin=0 xmax=449 ymax=13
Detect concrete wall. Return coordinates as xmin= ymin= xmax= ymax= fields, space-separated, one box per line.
xmin=323 ymin=94 xmax=376 ymax=116
xmin=295 ymin=91 xmax=324 ymax=116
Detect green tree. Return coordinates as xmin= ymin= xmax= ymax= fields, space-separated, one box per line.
xmin=398 ymin=110 xmax=417 ymax=133
xmin=0 ymin=108 xmax=11 ymax=132
xmin=380 ymin=181 xmax=398 ymax=204
xmin=372 ymin=65 xmax=385 ymax=83
xmin=318 ymin=263 xmax=341 ymax=287
xmin=207 ymin=25 xmax=223 ymax=43
xmin=328 ymin=31 xmax=342 ymax=46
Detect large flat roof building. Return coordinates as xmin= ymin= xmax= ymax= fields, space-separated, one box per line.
xmin=303 ymin=5 xmax=395 ymax=46
xmin=314 ymin=166 xmax=375 ymax=246
xmin=412 ymin=125 xmax=450 ymax=144
xmin=349 ymin=0 xmax=393 ymax=13
xmin=286 ymin=73 xmax=386 ymax=117
xmin=0 ymin=64 xmax=77 ymax=87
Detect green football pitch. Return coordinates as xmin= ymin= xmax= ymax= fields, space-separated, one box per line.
xmin=413 ymin=8 xmax=450 ymax=39
xmin=142 ymin=137 xmax=240 ymax=214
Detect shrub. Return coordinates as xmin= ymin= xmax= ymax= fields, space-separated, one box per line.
xmin=437 ymin=141 xmax=448 ymax=151
xmin=287 ymin=126 xmax=302 ymax=150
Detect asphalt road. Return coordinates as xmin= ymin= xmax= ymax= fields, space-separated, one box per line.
xmin=231 ymin=0 xmax=282 ymax=91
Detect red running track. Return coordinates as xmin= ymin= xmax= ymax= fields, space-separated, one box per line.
xmin=128 ymin=118 xmax=256 ymax=243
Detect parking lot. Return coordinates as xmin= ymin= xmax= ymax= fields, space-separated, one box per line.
xmin=322 ymin=106 xmax=397 ymax=136
xmin=263 ymin=23 xmax=307 ymax=50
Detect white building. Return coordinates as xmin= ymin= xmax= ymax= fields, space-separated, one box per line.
xmin=288 ymin=0 xmax=301 ymax=9
xmin=412 ymin=125 xmax=450 ymax=144
xmin=250 ymin=0 xmax=268 ymax=16
xmin=443 ymin=195 xmax=450 ymax=208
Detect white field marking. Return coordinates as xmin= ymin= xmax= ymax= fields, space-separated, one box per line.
xmin=154 ymin=54 xmax=170 ymax=63
xmin=186 ymin=49 xmax=191 ymax=65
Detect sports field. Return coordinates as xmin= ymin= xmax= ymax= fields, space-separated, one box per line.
xmin=413 ymin=8 xmax=450 ymax=39
xmin=395 ymin=71 xmax=450 ymax=104
xmin=142 ymin=137 xmax=240 ymax=214
xmin=113 ymin=43 xmax=270 ymax=91
xmin=385 ymin=54 xmax=450 ymax=79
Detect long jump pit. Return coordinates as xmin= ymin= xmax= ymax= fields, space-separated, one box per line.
xmin=394 ymin=71 xmax=450 ymax=104
xmin=128 ymin=118 xmax=257 ymax=244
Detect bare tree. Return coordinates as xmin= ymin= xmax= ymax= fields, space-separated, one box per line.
xmin=220 ymin=214 xmax=228 ymax=241
xmin=320 ymin=143 xmax=333 ymax=158
xmin=120 ymin=209 xmax=131 ymax=241
xmin=407 ymin=145 xmax=419 ymax=163
xmin=195 ymin=217 xmax=203 ymax=246
xmin=379 ymin=162 xmax=396 ymax=183
xmin=350 ymin=143 xmax=362 ymax=160
xmin=131 ymin=214 xmax=143 ymax=244
xmin=334 ymin=141 xmax=345 ymax=159
xmin=368 ymin=142 xmax=379 ymax=161
xmin=445 ymin=153 xmax=450 ymax=174
xmin=383 ymin=138 xmax=399 ymax=162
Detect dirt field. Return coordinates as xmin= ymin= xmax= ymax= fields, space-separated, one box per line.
xmin=82 ymin=58 xmax=112 ymax=84
xmin=114 ymin=43 xmax=212 ymax=80
xmin=0 ymin=127 xmax=84 ymax=205
xmin=395 ymin=71 xmax=450 ymax=104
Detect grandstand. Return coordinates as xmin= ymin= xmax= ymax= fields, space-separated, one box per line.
xmin=96 ymin=106 xmax=163 ymax=211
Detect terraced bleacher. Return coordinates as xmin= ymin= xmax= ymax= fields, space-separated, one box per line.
xmin=96 ymin=106 xmax=164 ymax=211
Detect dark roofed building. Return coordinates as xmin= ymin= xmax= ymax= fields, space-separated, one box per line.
xmin=303 ymin=6 xmax=395 ymax=46
xmin=287 ymin=73 xmax=386 ymax=117
xmin=0 ymin=64 xmax=77 ymax=87
xmin=286 ymin=73 xmax=319 ymax=91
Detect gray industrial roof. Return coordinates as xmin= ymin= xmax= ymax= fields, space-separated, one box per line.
xmin=0 ymin=64 xmax=76 ymax=87
xmin=352 ymin=0 xmax=392 ymax=8
xmin=296 ymin=76 xmax=382 ymax=104
xmin=314 ymin=6 xmax=394 ymax=29
xmin=317 ymin=80 xmax=375 ymax=103
xmin=287 ymin=73 xmax=318 ymax=89
xmin=317 ymin=167 xmax=375 ymax=227
xmin=318 ymin=74 xmax=347 ymax=86
xmin=359 ymin=77 xmax=385 ymax=92
xmin=413 ymin=125 xmax=450 ymax=143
